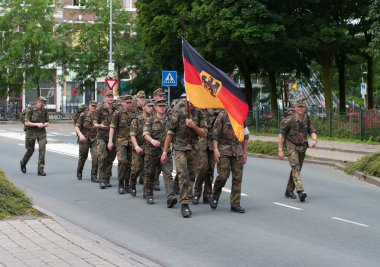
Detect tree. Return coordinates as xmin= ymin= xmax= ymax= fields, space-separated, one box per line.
xmin=0 ymin=0 xmax=58 ymax=97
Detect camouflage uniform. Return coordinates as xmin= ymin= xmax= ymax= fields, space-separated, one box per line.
xmin=20 ymin=105 xmax=49 ymax=173
xmin=193 ymin=109 xmax=218 ymax=203
xmin=129 ymin=113 xmax=148 ymax=190
xmin=168 ymin=105 xmax=207 ymax=204
xmin=211 ymin=110 xmax=248 ymax=207
xmin=94 ymin=104 xmax=117 ymax=185
xmin=76 ymin=110 xmax=98 ymax=180
xmin=280 ymin=113 xmax=316 ymax=193
xmin=110 ymin=106 xmax=134 ymax=184
xmin=143 ymin=112 xmax=175 ymax=202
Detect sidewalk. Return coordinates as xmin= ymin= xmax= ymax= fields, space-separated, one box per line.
xmin=250 ymin=135 xmax=380 ymax=163
xmin=0 ymin=207 xmax=160 ymax=267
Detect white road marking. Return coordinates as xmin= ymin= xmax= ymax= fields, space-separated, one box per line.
xmin=273 ymin=202 xmax=303 ymax=211
xmin=331 ymin=217 xmax=369 ymax=227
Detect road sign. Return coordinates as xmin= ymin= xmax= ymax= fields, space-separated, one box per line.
xmin=105 ymin=78 xmax=117 ymax=90
xmin=162 ymin=71 xmax=177 ymax=87
xmin=361 ymin=82 xmax=367 ymax=96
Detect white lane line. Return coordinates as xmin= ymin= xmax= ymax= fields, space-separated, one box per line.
xmin=222 ymin=187 xmax=249 ymax=196
xmin=331 ymin=217 xmax=369 ymax=227
xmin=273 ymin=202 xmax=303 ymax=211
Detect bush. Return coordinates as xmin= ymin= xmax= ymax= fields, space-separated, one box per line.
xmin=248 ymin=140 xmax=282 ymax=156
xmin=345 ymin=152 xmax=380 ymax=178
xmin=0 ymin=170 xmax=36 ymax=220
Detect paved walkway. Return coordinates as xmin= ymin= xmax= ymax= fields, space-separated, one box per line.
xmin=250 ymin=135 xmax=380 ymax=163
xmin=0 ymin=213 xmax=160 ymax=267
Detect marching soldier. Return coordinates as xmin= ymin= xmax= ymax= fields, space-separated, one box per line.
xmin=108 ymin=95 xmax=134 ymax=194
xmin=93 ymin=91 xmax=117 ymax=189
xmin=129 ymin=99 xmax=154 ymax=196
xmin=133 ymin=90 xmax=146 ymax=114
xmin=209 ymin=110 xmax=249 ymax=213
xmin=75 ymin=101 xmax=98 ymax=182
xmin=20 ymin=96 xmax=49 ymax=176
xmin=161 ymin=100 xmax=207 ymax=218
xmin=143 ymin=99 xmax=178 ymax=208
xmin=278 ymin=99 xmax=317 ymax=202
xmin=192 ymin=108 xmax=219 ymax=204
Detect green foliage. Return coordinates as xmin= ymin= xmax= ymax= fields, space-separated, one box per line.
xmin=0 ymin=170 xmax=36 ymax=220
xmin=0 ymin=0 xmax=58 ymax=95
xmin=248 ymin=140 xmax=281 ymax=157
xmin=345 ymin=152 xmax=380 ymax=177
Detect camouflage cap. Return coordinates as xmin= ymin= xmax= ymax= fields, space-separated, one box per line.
xmin=90 ymin=100 xmax=98 ymax=106
xmin=155 ymin=99 xmax=167 ymax=106
xmin=145 ymin=99 xmax=154 ymax=106
xmin=136 ymin=90 xmax=146 ymax=97
xmin=296 ymin=99 xmax=306 ymax=107
xmin=153 ymin=88 xmax=165 ymax=96
xmin=105 ymin=90 xmax=114 ymax=96
xmin=123 ymin=95 xmax=133 ymax=102
xmin=38 ymin=96 xmax=47 ymax=104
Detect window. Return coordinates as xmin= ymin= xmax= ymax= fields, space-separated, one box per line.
xmin=123 ymin=0 xmax=136 ymax=10
xmin=73 ymin=0 xmax=86 ymax=7
xmin=66 ymin=82 xmax=83 ymax=106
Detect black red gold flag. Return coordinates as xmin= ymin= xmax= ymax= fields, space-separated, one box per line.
xmin=182 ymin=38 xmax=249 ymax=142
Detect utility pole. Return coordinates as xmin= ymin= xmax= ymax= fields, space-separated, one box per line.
xmin=108 ymin=0 xmax=114 ymax=78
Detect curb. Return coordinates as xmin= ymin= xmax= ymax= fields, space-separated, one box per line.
xmin=248 ymin=153 xmax=380 ymax=187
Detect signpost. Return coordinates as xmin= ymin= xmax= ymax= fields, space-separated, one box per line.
xmin=162 ymin=71 xmax=177 ymax=106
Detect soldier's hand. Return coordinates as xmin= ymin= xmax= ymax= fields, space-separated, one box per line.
xmin=160 ymin=153 xmax=167 ymax=164
xmin=214 ymin=149 xmax=220 ymax=163
xmin=151 ymin=139 xmax=160 ymax=147
xmin=43 ymin=122 xmax=49 ymax=127
xmin=244 ymin=152 xmax=248 ymax=164
xmin=107 ymin=143 xmax=113 ymax=150
xmin=278 ymin=150 xmax=284 ymax=160
xmin=100 ymin=123 xmax=109 ymax=130
xmin=185 ymin=118 xmax=195 ymax=128
xmin=135 ymin=146 xmax=143 ymax=154
xmin=310 ymin=139 xmax=317 ymax=148
xmin=38 ymin=123 xmax=44 ymax=128
xmin=79 ymin=134 xmax=86 ymax=142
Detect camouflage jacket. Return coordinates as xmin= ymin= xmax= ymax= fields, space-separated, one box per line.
xmin=76 ymin=111 xmax=97 ymax=140
xmin=143 ymin=114 xmax=170 ymax=154
xmin=212 ymin=110 xmax=247 ymax=156
xmin=279 ymin=113 xmax=316 ymax=150
xmin=167 ymin=105 xmax=207 ymax=151
xmin=198 ymin=109 xmax=219 ymax=150
xmin=93 ymin=104 xmax=116 ymax=140
xmin=25 ymin=108 xmax=49 ymax=139
xmin=130 ymin=114 xmax=149 ymax=147
xmin=110 ymin=109 xmax=134 ymax=146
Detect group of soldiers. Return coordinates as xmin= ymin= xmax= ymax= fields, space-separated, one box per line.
xmin=19 ymin=91 xmax=316 ymax=219
xmin=73 ymin=88 xmax=249 ymax=218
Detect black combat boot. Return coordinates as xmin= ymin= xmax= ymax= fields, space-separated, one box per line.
xmin=20 ymin=161 xmax=26 ymax=174
xmin=298 ymin=191 xmax=307 ymax=202
xmin=285 ymin=191 xmax=297 ymax=199
xmin=231 ymin=204 xmax=245 ymax=213
xmin=167 ymin=196 xmax=178 ymax=208
xmin=130 ymin=186 xmax=136 ymax=197
xmin=37 ymin=170 xmax=46 ymax=176
xmin=209 ymin=197 xmax=218 ymax=210
xmin=192 ymin=195 xmax=200 ymax=205
xmin=118 ymin=180 xmax=125 ymax=194
xmin=91 ymin=174 xmax=99 ymax=183
xmin=181 ymin=204 xmax=191 ymax=218
xmin=76 ymin=170 xmax=82 ymax=180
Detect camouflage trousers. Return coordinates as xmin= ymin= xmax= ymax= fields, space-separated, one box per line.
xmin=144 ymin=150 xmax=174 ymax=200
xmin=193 ymin=148 xmax=215 ymax=199
xmin=97 ymin=138 xmax=116 ymax=183
xmin=77 ymin=138 xmax=98 ymax=176
xmin=116 ymin=144 xmax=132 ymax=182
xmin=212 ymin=154 xmax=244 ymax=206
xmin=129 ymin=150 xmax=145 ymax=188
xmin=286 ymin=147 xmax=305 ymax=192
xmin=20 ymin=136 xmax=47 ymax=172
xmin=175 ymin=149 xmax=198 ymax=204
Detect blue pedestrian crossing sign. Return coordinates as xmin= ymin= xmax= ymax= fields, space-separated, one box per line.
xmin=162 ymin=71 xmax=177 ymax=87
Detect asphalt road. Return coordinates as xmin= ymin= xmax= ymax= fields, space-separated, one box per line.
xmin=1 ymin=123 xmax=379 ymax=267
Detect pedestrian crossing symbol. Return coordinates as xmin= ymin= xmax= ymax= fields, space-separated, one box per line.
xmin=162 ymin=71 xmax=177 ymax=87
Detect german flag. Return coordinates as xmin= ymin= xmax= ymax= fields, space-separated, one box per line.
xmin=182 ymin=38 xmax=248 ymax=142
